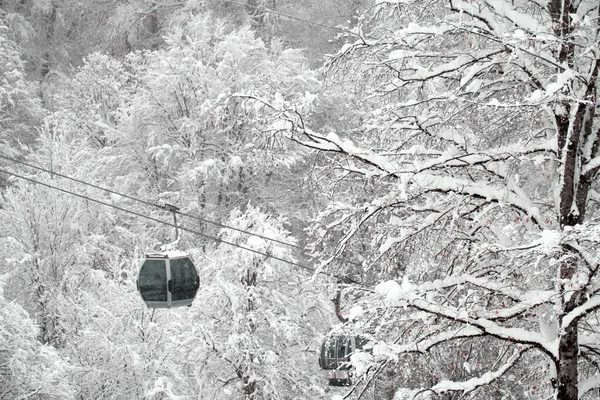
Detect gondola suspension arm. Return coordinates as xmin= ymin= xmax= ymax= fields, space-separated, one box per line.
xmin=161 ymin=204 xmax=180 ymax=251
xmin=332 ymin=279 xmax=349 ymax=323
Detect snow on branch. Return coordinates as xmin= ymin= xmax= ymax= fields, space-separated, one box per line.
xmin=397 ymin=347 xmax=529 ymax=399
xmin=391 ymin=325 xmax=484 ymax=354
xmin=579 ymin=374 xmax=600 ymax=398
xmin=480 ymin=0 xmax=545 ymax=33
xmin=401 ymin=50 xmax=506 ymax=82
xmin=583 ymin=155 xmax=600 ymax=176
xmin=450 ymin=0 xmax=546 ymax=36
xmin=579 ymin=333 xmax=600 ymax=348
xmin=319 ymin=202 xmax=383 ymax=267
xmin=289 ymin=127 xmax=548 ymax=224
xmin=296 ymin=123 xmax=554 ymax=167
xmin=376 ymin=277 xmax=558 ymax=357
xmin=418 ymin=273 xmax=554 ymax=303
xmin=411 ymin=141 xmax=555 ymax=172
xmin=409 ymin=295 xmax=557 ymax=356
xmin=561 ymin=295 xmax=600 ymax=329
xmin=413 ymin=172 xmax=543 ymax=223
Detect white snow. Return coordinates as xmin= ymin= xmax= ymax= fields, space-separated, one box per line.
xmin=148 ymin=249 xmax=188 ymax=258
xmin=401 ymin=276 xmax=413 ymax=292
xmin=339 ymin=43 xmax=353 ymax=54
xmin=528 ymin=89 xmax=544 ymax=102
xmin=246 ymin=236 xmax=267 ymax=251
xmin=513 ymin=29 xmax=527 ymax=40
xmin=350 ymin=351 xmax=372 ymax=376
xmin=229 ymin=155 xmax=243 ymax=169
xmin=463 ymin=361 xmax=472 ymax=374
xmin=537 ymin=305 xmax=558 ymax=340
xmin=580 ymin=374 xmax=600 ymax=396
xmin=375 ymin=280 xmax=403 ymax=303
xmin=109 ymin=193 xmax=122 ymax=204
xmin=373 ymin=341 xmax=394 ymax=358
xmin=538 ymin=230 xmax=561 ymax=252
xmin=583 ymin=154 xmax=600 ymax=175
xmin=270 ymin=119 xmax=291 ymax=130
xmin=349 ymin=305 xmax=364 ymax=320
xmin=562 ymin=295 xmax=600 ymax=330
xmin=429 ymin=349 xmax=522 ymax=395
xmin=295 ymin=127 xmax=550 ymax=226
xmin=379 ymin=236 xmax=402 ymax=254
xmin=389 ymin=50 xmax=404 ymax=60
xmin=146 ymin=377 xmax=183 ymax=400
xmin=273 ymin=92 xmax=285 ymax=107
xmin=545 ymin=69 xmax=575 ymax=95
xmin=0 ymin=273 xmax=9 ymax=297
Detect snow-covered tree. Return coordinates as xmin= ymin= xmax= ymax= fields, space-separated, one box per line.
xmin=270 ymin=0 xmax=600 ymax=399
xmin=0 ymin=125 xmax=200 ymax=398
xmin=106 ymin=15 xmax=320 ymax=240
xmin=0 ymin=19 xmax=43 ymax=161
xmin=184 ymin=205 xmax=329 ymax=399
xmin=48 ymin=52 xmax=138 ymax=147
xmin=0 ymin=274 xmax=74 ymax=399
xmin=2 ymin=131 xmax=110 ymax=332
xmin=0 ymin=13 xmax=333 ymax=398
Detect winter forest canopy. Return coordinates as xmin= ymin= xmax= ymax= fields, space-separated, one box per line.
xmin=1 ymin=0 xmax=600 ymax=399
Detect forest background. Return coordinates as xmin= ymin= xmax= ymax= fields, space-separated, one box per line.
xmin=1 ymin=0 xmax=600 ymax=400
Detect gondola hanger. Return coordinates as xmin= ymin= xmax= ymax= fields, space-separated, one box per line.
xmin=136 ymin=204 xmax=200 ymax=309
xmin=160 ymin=204 xmax=181 ymax=252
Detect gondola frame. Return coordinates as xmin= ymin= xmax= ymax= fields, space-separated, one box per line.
xmin=319 ymin=336 xmax=369 ymax=386
xmin=136 ymin=251 xmax=200 ymax=309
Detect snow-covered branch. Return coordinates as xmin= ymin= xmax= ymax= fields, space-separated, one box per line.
xmin=578 ymin=374 xmax=600 ymax=398
xmin=376 ymin=277 xmax=558 ymax=357
xmin=391 ymin=325 xmax=484 ymax=354
xmin=561 ymin=295 xmax=600 ymax=329
xmin=419 ymin=274 xmax=554 ymax=304
xmin=288 ymin=127 xmax=548 ymax=224
xmin=408 ymin=295 xmax=557 ymax=356
xmin=397 ymin=346 xmax=530 ymax=399
xmin=425 ymin=346 xmax=527 ymax=395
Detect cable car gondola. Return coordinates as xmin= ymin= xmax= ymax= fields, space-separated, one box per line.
xmin=136 ymin=204 xmax=200 ymax=308
xmin=319 ymin=336 xmax=369 ymax=386
xmin=137 ymin=251 xmax=200 ymax=308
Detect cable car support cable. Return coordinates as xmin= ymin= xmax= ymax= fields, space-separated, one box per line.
xmin=223 ymin=0 xmax=350 ymax=34
xmin=0 ymin=168 xmax=356 ymax=282
xmin=0 ymin=154 xmax=301 ymax=250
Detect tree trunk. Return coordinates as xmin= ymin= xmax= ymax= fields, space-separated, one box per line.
xmin=245 ymin=0 xmax=265 ymax=29
xmin=551 ymin=1 xmax=595 ymax=395
xmin=41 ymin=5 xmax=57 ymax=78
xmin=556 ymin=323 xmax=578 ymax=400
xmin=144 ymin=4 xmax=160 ymax=50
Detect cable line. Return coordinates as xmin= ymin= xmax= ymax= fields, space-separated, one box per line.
xmin=224 ymin=0 xmax=350 ymax=34
xmin=0 ymin=168 xmax=314 ymax=270
xmin=0 ymin=168 xmax=362 ymax=283
xmin=0 ymin=154 xmax=300 ymax=250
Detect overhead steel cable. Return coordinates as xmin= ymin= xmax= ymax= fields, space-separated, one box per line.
xmin=1 ymin=168 xmax=360 ymax=283
xmin=0 ymin=168 xmax=321 ymax=274
xmin=0 ymin=154 xmax=301 ymax=250
xmin=223 ymin=0 xmax=351 ymax=34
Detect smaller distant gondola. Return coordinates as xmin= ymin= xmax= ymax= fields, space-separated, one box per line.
xmin=137 ymin=251 xmax=200 ymax=308
xmin=319 ymin=336 xmax=369 ymax=386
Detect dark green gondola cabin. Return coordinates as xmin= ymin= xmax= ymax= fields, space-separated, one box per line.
xmin=136 ymin=251 xmax=200 ymax=308
xmin=319 ymin=336 xmax=369 ymax=385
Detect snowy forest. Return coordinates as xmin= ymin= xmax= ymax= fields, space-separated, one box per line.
xmin=1 ymin=0 xmax=600 ymax=399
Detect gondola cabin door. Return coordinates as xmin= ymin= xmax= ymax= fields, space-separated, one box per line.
xmin=137 ymin=251 xmax=200 ymax=308
xmin=319 ymin=336 xmax=368 ymax=386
